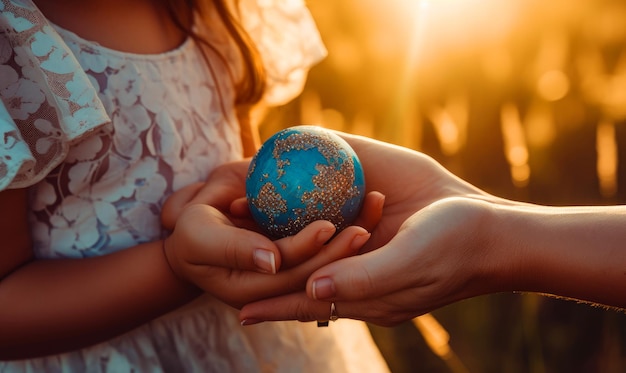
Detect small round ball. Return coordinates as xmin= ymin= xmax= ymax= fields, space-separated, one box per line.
xmin=246 ymin=125 xmax=366 ymax=238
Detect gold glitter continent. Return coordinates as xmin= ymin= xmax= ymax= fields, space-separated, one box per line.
xmin=301 ymin=162 xmax=360 ymax=228
xmin=250 ymin=182 xmax=288 ymax=227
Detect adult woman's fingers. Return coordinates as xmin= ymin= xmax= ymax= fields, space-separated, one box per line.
xmin=240 ymin=290 xmax=418 ymax=327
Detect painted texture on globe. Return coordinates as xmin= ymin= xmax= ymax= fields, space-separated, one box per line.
xmin=246 ymin=126 xmax=365 ymax=238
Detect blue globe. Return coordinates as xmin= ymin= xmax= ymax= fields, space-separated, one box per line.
xmin=246 ymin=125 xmax=366 ymax=238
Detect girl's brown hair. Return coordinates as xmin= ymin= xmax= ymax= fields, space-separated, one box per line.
xmin=165 ymin=0 xmax=266 ymax=105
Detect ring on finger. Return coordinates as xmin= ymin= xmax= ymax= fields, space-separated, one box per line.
xmin=330 ymin=302 xmax=339 ymax=322
xmin=317 ymin=302 xmax=339 ymax=327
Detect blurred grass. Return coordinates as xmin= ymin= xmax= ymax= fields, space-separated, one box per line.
xmin=259 ymin=0 xmax=626 ymax=371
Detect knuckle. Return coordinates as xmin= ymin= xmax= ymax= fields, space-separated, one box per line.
xmin=345 ymin=265 xmax=375 ymax=300
xmin=222 ymin=235 xmax=242 ymax=269
xmin=291 ymin=301 xmax=318 ymax=322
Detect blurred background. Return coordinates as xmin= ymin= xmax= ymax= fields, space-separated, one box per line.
xmin=259 ymin=0 xmax=626 ymax=371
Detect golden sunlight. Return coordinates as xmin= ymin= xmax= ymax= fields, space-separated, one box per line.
xmin=501 ymin=103 xmax=530 ymax=187
xmin=293 ymin=0 xmax=626 ymax=197
xmin=596 ymin=120 xmax=618 ymax=198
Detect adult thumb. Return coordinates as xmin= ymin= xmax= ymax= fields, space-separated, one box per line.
xmin=306 ymin=224 xmax=420 ymax=302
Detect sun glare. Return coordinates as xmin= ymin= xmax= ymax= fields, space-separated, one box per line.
xmin=394 ymin=0 xmax=523 ymax=57
xmin=291 ymin=0 xmax=626 ymax=200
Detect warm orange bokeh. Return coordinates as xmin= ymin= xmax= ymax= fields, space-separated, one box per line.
xmin=263 ymin=0 xmax=626 ymax=199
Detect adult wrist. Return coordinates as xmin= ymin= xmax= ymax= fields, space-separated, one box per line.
xmin=486 ymin=202 xmax=550 ymax=294
xmin=474 ymin=202 xmax=522 ymax=294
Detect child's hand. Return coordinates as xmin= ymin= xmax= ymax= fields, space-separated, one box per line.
xmin=161 ymin=159 xmax=252 ymax=230
xmin=163 ymin=203 xmax=371 ymax=309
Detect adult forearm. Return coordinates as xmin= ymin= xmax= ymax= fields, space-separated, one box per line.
xmin=492 ymin=204 xmax=626 ymax=309
xmin=0 ymin=240 xmax=200 ymax=360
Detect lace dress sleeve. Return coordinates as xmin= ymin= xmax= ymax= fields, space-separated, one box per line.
xmin=238 ymin=0 xmax=327 ymax=106
xmin=0 ymin=0 xmax=110 ymax=191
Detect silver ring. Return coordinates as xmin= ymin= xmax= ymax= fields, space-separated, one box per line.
xmin=317 ymin=302 xmax=339 ymax=327
xmin=330 ymin=302 xmax=339 ymax=322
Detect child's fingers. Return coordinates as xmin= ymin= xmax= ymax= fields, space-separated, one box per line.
xmin=279 ymin=225 xmax=371 ymax=283
xmin=233 ymin=225 xmax=371 ymax=301
xmin=172 ymin=205 xmax=281 ymax=274
xmin=187 ymin=160 xmax=250 ymax=209
xmin=161 ymin=182 xmax=204 ymax=229
xmin=186 ymin=222 xmax=372 ymax=309
xmin=273 ymin=221 xmax=336 ymax=269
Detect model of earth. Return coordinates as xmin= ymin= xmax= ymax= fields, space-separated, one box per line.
xmin=246 ymin=125 xmax=365 ymax=238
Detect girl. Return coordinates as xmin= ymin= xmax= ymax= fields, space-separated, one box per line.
xmin=0 ymin=0 xmax=389 ymax=371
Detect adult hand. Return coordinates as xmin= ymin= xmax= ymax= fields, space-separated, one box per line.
xmin=327 ymin=132 xmax=509 ymax=252
xmin=240 ymin=197 xmax=500 ymax=325
xmin=238 ymin=132 xmax=512 ymax=325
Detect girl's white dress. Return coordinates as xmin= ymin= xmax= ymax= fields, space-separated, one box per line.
xmin=0 ymin=0 xmax=390 ymax=371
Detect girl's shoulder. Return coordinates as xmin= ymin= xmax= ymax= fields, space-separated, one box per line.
xmin=0 ymin=0 xmax=111 ymax=190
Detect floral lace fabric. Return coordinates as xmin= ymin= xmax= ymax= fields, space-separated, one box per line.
xmin=0 ymin=0 xmax=389 ymax=372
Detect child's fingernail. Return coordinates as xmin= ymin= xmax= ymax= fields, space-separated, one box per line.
xmin=241 ymin=319 xmax=263 ymax=326
xmin=316 ymin=227 xmax=335 ymax=245
xmin=312 ymin=277 xmax=336 ymax=300
xmin=254 ymin=249 xmax=276 ymax=274
xmin=350 ymin=233 xmax=371 ymax=251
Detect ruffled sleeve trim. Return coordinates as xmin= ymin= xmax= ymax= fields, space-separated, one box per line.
xmin=238 ymin=0 xmax=327 ymax=106
xmin=0 ymin=0 xmax=110 ymax=190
